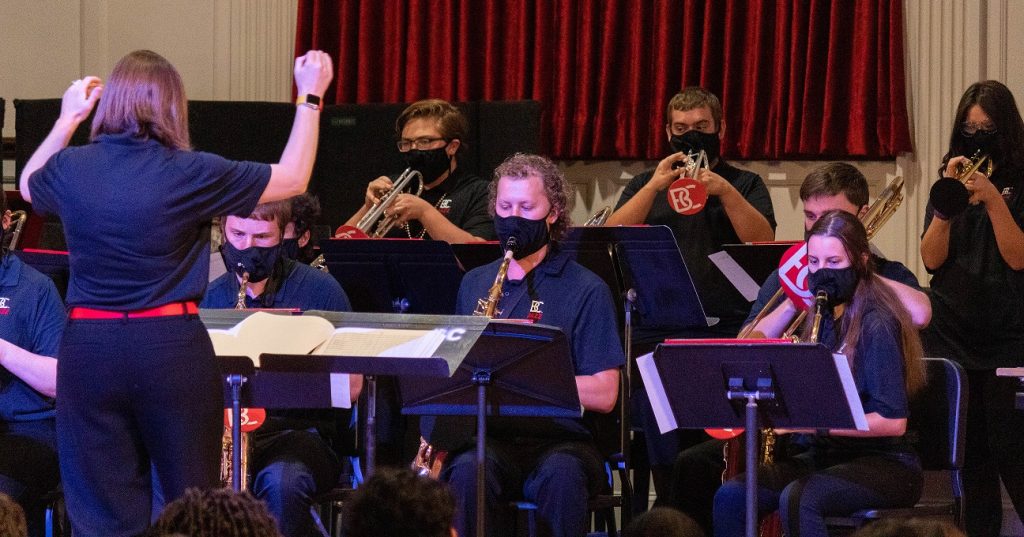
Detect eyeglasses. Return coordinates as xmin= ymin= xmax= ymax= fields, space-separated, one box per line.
xmin=397 ymin=137 xmax=447 ymax=152
xmin=961 ymin=121 xmax=997 ymax=136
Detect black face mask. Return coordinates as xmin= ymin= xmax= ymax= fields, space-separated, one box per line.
xmin=403 ymin=146 xmax=452 ymax=183
xmin=669 ymin=130 xmax=721 ymax=162
xmin=964 ymin=130 xmax=998 ymax=160
xmin=281 ymin=238 xmax=300 ymax=261
xmin=494 ymin=215 xmax=550 ymax=260
xmin=220 ymin=241 xmax=281 ymax=283
xmin=807 ymin=267 xmax=859 ymax=308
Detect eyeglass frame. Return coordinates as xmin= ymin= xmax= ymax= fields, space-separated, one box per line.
xmin=961 ymin=121 xmax=997 ymax=137
xmin=397 ymin=137 xmax=450 ymax=152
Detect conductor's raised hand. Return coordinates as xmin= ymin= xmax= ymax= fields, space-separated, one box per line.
xmin=61 ymin=76 xmax=103 ymax=124
xmin=294 ymin=50 xmax=334 ymax=98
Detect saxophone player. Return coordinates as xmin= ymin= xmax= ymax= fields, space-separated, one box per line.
xmin=428 ymin=153 xmax=624 ymax=537
xmin=202 ymin=200 xmax=359 ymax=537
xmin=670 ymin=163 xmax=931 ymax=536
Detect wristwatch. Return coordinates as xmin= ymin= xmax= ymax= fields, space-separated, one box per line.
xmin=296 ymin=94 xmax=322 ymax=111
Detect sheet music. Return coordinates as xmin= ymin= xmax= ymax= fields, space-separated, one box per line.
xmin=637 ymin=352 xmax=679 ymax=434
xmin=207 ymin=312 xmax=335 ymax=366
xmin=317 ymin=327 xmax=445 ymax=359
xmin=708 ymin=250 xmax=761 ymax=301
xmin=832 ymin=353 xmax=869 ymax=431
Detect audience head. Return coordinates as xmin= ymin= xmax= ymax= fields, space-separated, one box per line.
xmin=283 ymin=193 xmax=322 ymax=262
xmin=343 ymin=467 xmax=456 ymax=537
xmin=623 ymin=507 xmax=704 ymax=537
xmin=91 ymin=50 xmax=190 ymax=150
xmin=799 ymin=162 xmax=870 ymax=230
xmin=148 ymin=488 xmax=282 ymax=537
xmin=849 ymin=518 xmax=966 ymax=537
xmin=489 ymin=153 xmax=574 ymax=248
xmin=0 ymin=493 xmax=27 ymax=537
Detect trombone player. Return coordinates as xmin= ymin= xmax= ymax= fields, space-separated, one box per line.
xmin=340 ymin=99 xmax=495 ymax=242
xmin=921 ymin=80 xmax=1024 ymax=537
xmin=670 ymin=162 xmax=930 ymax=536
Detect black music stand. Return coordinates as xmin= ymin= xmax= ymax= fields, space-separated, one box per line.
xmin=719 ymin=242 xmax=799 ymax=292
xmin=319 ymin=238 xmax=464 ymax=314
xmin=204 ymin=310 xmax=488 ymax=485
xmin=639 ymin=342 xmax=866 ymax=537
xmin=398 ymin=321 xmax=581 ymax=537
xmin=451 ymin=241 xmax=503 ymax=271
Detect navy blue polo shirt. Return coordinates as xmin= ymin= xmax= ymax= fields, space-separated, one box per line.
xmin=202 ymin=260 xmax=351 ymax=311
xmin=616 ymin=160 xmax=776 ymax=334
xmin=0 ymin=254 xmax=64 ymax=422
xmin=28 ymin=133 xmax=271 ymax=310
xmin=744 ymin=256 xmax=922 ymax=329
xmin=452 ymin=249 xmax=626 ymax=440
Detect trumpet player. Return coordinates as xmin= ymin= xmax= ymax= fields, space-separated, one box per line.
xmin=426 ymin=154 xmax=623 ymax=537
xmin=202 ymin=200 xmax=358 ymax=537
xmin=609 ymin=86 xmax=777 ymax=506
xmin=340 ymin=99 xmax=495 ymax=242
xmin=671 ymin=163 xmax=930 ymax=536
xmin=921 ymin=80 xmax=1024 ymax=537
xmin=282 ymin=192 xmax=323 ymax=265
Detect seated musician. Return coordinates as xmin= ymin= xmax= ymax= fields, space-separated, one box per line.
xmin=282 ymin=192 xmax=323 ymax=265
xmin=426 ymin=153 xmax=624 ymax=537
xmin=605 ymin=87 xmax=777 ymax=503
xmin=670 ymin=162 xmax=931 ymax=535
xmin=713 ymin=210 xmax=926 ymax=537
xmin=0 ymin=190 xmax=64 ymax=537
xmin=340 ymin=99 xmax=496 ymax=242
xmin=201 ymin=199 xmax=359 ymax=537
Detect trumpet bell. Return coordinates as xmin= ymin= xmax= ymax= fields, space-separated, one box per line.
xmin=929 ymin=177 xmax=970 ymax=219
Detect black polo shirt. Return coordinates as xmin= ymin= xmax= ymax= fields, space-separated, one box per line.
xmin=922 ymin=166 xmax=1024 ymax=369
xmin=616 ymin=160 xmax=776 ymax=334
xmin=387 ymin=166 xmax=496 ymax=241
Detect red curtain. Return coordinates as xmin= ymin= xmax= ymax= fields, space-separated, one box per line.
xmin=296 ymin=0 xmax=912 ymax=160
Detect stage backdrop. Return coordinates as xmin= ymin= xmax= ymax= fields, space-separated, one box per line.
xmin=296 ymin=0 xmax=912 ymax=161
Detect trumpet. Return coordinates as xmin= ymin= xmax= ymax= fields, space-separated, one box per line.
xmin=583 ymin=206 xmax=612 ymax=226
xmin=738 ymin=175 xmax=904 ymax=340
xmin=353 ymin=168 xmax=425 ymax=238
xmin=5 ymin=210 xmax=28 ymax=251
xmin=929 ymin=150 xmax=993 ymax=219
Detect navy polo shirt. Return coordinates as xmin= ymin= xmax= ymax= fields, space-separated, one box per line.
xmin=202 ymin=260 xmax=351 ymax=312
xmin=29 ymin=133 xmax=271 ymax=310
xmin=0 ymin=254 xmax=64 ymax=422
xmin=744 ymin=256 xmax=922 ymax=330
xmin=384 ymin=166 xmax=496 ymax=240
xmin=922 ymin=167 xmax=1024 ymax=369
xmin=616 ymin=160 xmax=776 ymax=333
xmin=453 ymin=249 xmax=626 ymax=440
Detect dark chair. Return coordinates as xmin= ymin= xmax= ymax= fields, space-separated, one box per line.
xmin=825 ymin=357 xmax=968 ymax=531
xmin=42 ymin=486 xmax=70 ymax=537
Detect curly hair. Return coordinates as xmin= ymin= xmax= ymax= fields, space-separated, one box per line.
xmin=0 ymin=493 xmax=27 ymax=537
xmin=343 ymin=468 xmax=455 ymax=537
xmin=147 ymin=488 xmax=282 ymax=537
xmin=489 ymin=153 xmax=575 ymax=242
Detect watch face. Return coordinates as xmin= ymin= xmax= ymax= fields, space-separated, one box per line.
xmin=306 ymin=94 xmax=321 ymax=106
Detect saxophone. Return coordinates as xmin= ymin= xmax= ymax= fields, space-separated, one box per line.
xmin=222 ymin=269 xmax=253 ymax=490
xmin=413 ymin=240 xmax=517 ymax=477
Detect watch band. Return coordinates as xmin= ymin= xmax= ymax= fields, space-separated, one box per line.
xmin=296 ymin=94 xmax=322 ymax=111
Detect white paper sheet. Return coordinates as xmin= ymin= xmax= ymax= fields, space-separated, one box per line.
xmin=637 ymin=352 xmax=678 ymax=434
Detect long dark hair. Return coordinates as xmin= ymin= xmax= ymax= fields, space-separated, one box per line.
xmin=940 ymin=80 xmax=1024 ymax=176
xmin=803 ymin=210 xmax=925 ymax=397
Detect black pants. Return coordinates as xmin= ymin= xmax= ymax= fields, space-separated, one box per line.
xmin=0 ymin=420 xmax=59 ymax=537
xmin=57 ymin=315 xmax=222 ymax=537
xmin=713 ymin=451 xmax=922 ymax=537
xmin=960 ymin=369 xmax=1024 ymax=537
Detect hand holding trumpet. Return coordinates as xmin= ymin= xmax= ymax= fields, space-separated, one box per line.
xmin=944 ymin=155 xmax=1000 ymax=207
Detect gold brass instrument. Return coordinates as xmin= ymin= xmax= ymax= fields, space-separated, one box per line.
xmin=6 ymin=210 xmax=28 ymax=250
xmin=413 ymin=240 xmax=517 ymax=477
xmin=738 ymin=175 xmax=905 ymax=340
xmin=354 ymin=168 xmax=425 ymax=238
xmin=310 ymin=253 xmax=328 ymax=273
xmin=929 ymin=150 xmax=993 ymax=219
xmin=584 ymin=206 xmax=612 ymax=226
xmin=221 ymin=269 xmax=253 ymax=490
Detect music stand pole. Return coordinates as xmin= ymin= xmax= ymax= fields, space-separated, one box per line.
xmin=227 ymin=373 xmax=247 ymax=492
xmin=727 ymin=377 xmax=775 ymax=537
xmin=474 ymin=370 xmax=491 ymax=537
xmin=365 ymin=375 xmax=377 ymax=478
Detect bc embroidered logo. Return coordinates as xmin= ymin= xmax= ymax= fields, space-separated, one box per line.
xmin=1003 ymin=186 xmax=1015 ymax=200
xmin=527 ymin=300 xmax=544 ymax=322
xmin=438 ymin=198 xmax=453 ymax=215
xmin=0 ymin=297 xmax=9 ymax=315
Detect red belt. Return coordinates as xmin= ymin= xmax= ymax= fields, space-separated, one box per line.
xmin=69 ymin=302 xmax=199 ymax=320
